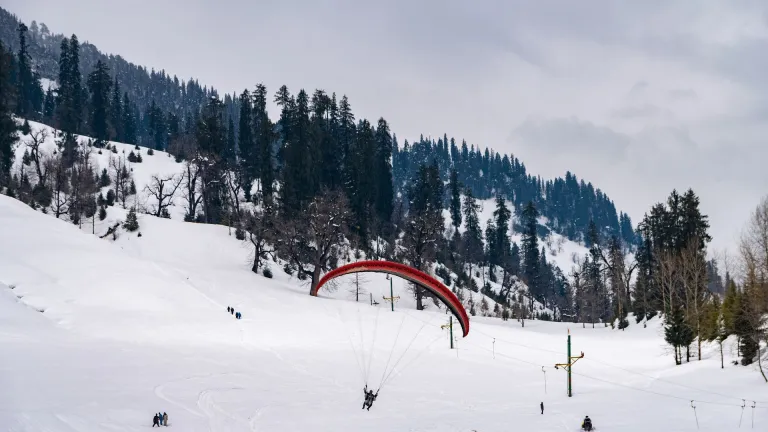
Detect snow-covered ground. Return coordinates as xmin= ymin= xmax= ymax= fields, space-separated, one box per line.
xmin=2 ymin=192 xmax=767 ymax=431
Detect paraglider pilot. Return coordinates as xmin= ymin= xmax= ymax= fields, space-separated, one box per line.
xmin=362 ymin=385 xmax=378 ymax=410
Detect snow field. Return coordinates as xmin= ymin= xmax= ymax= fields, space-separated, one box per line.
xmin=2 ymin=122 xmax=767 ymax=431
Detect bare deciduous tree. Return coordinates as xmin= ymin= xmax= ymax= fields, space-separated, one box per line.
xmin=144 ymin=174 xmax=183 ymax=218
xmin=739 ymin=196 xmax=768 ymax=382
xmin=243 ymin=198 xmax=275 ymax=273
xmin=680 ymin=238 xmax=710 ymax=361
xmin=109 ymin=154 xmax=132 ymax=208
xmin=48 ymin=154 xmax=69 ymax=218
xmin=182 ymin=161 xmax=203 ymax=221
xmin=277 ymin=189 xmax=350 ymax=294
xmin=25 ymin=128 xmax=49 ymax=184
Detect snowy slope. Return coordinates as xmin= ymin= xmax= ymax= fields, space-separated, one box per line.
xmin=2 ymin=193 xmax=767 ymax=432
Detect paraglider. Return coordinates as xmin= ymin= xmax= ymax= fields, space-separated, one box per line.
xmin=312 ymin=260 xmax=471 ymax=409
xmin=312 ymin=260 xmax=470 ymax=337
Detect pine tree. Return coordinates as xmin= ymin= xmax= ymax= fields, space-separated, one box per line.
xmin=491 ymin=195 xmax=512 ymax=269
xmin=449 ymin=168 xmax=462 ymax=233
xmin=86 ymin=60 xmax=112 ymax=147
xmin=238 ymin=89 xmax=256 ymax=199
xmin=122 ymin=93 xmax=137 ymax=145
xmin=110 ymin=77 xmax=122 ymax=141
xmin=521 ymin=201 xmax=541 ymax=297
xmin=43 ymin=86 xmax=55 ymax=121
xmin=664 ymin=306 xmax=693 ymax=365
xmin=403 ymin=162 xmax=445 ymax=309
xmin=15 ymin=23 xmax=38 ymax=118
xmin=0 ymin=42 xmax=18 ymax=189
xmin=253 ymin=84 xmax=273 ymax=202
xmin=124 ymin=207 xmax=139 ymax=231
xmin=461 ymin=188 xmax=483 ymax=272
xmin=56 ymin=35 xmax=83 ymax=134
xmin=374 ymin=118 xmax=394 ymax=226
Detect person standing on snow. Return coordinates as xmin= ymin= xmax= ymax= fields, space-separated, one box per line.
xmin=540 ymin=402 xmax=544 ymax=414
xmin=152 ymin=413 xmax=160 ymax=427
xmin=163 ymin=412 xmax=168 ymax=426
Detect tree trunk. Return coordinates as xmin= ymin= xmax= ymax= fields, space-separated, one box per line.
xmin=720 ymin=340 xmax=724 ymax=369
xmin=251 ymin=246 xmax=260 ymax=273
xmin=698 ymin=336 xmax=702 ymax=361
xmin=311 ymin=265 xmax=322 ymax=295
xmin=416 ymin=286 xmax=424 ymax=310
xmin=757 ymin=339 xmax=767 ymax=383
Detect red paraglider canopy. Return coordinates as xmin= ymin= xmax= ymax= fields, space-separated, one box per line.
xmin=311 ymin=260 xmax=470 ymax=337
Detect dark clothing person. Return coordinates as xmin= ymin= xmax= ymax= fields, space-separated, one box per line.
xmin=362 ymin=385 xmax=378 ymax=410
xmin=163 ymin=412 xmax=168 ymax=426
xmin=540 ymin=402 xmax=544 ymax=414
xmin=582 ymin=416 xmax=593 ymax=431
xmin=153 ymin=414 xmax=159 ymax=427
xmin=227 ymin=306 xmax=231 ymax=313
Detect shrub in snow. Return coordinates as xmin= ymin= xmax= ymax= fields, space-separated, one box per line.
xmin=160 ymin=208 xmax=170 ymax=219
xmin=99 ymin=169 xmax=111 ymax=187
xmin=480 ymin=297 xmax=489 ymax=314
xmin=235 ymin=226 xmax=245 ymax=240
xmin=98 ymin=206 xmax=107 ymax=221
xmin=263 ymin=267 xmax=273 ymax=278
xmin=127 ymin=151 xmax=138 ymax=163
xmin=21 ymin=119 xmax=31 ymax=135
xmin=436 ymin=266 xmax=451 ymax=286
xmin=105 ymin=189 xmax=115 ymax=206
xmin=129 ymin=180 xmax=137 ymax=195
xmin=124 ymin=208 xmax=139 ymax=232
xmin=283 ymin=263 xmax=294 ymax=276
xmin=134 ymin=145 xmax=140 ymax=150
xmin=136 ymin=152 xmax=143 ymax=163
xmin=147 ymin=148 xmax=154 ymax=156
xmin=111 ymin=145 xmax=117 ymax=153
xmin=32 ymin=183 xmax=52 ymax=208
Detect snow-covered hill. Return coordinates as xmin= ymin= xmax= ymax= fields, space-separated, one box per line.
xmin=2 ymin=189 xmax=767 ymax=431
xmin=12 ymin=120 xmax=593 ymax=320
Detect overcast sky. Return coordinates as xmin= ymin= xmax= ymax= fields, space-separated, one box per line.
xmin=5 ymin=0 xmax=767 ymax=254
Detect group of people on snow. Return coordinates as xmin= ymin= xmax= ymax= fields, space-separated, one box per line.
xmin=227 ymin=306 xmax=241 ymax=319
xmin=152 ymin=412 xmax=168 ymax=427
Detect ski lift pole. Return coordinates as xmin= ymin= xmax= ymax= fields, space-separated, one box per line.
xmin=389 ymin=275 xmax=394 ymax=312
xmin=441 ymin=316 xmax=454 ymax=349
xmin=567 ymin=330 xmax=571 ymax=396
xmin=542 ymin=366 xmax=547 ymax=394
xmin=691 ymin=400 xmax=699 ymax=430
xmin=493 ymin=338 xmax=496 ymax=359
xmin=554 ymin=329 xmax=583 ymax=398
xmin=740 ymin=399 xmax=745 ymax=428
xmin=751 ymin=401 xmax=756 ymax=429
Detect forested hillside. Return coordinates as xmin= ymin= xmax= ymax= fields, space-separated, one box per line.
xmin=0 ymin=6 xmax=635 ymax=248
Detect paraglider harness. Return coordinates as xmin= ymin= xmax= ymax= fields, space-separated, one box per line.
xmin=362 ymin=385 xmax=379 ymax=410
xmin=581 ymin=416 xmax=593 ymax=431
